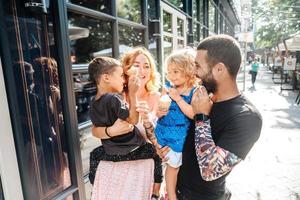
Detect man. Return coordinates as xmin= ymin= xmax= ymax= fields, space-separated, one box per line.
xmin=158 ymin=35 xmax=262 ymax=200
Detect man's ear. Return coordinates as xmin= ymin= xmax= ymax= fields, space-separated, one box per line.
xmin=215 ymin=63 xmax=226 ymax=73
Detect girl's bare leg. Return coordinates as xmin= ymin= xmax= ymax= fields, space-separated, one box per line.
xmin=165 ymin=165 xmax=179 ymax=200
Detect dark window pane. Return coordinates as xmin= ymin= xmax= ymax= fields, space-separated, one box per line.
xmin=119 ymin=25 xmax=145 ymax=55
xmin=117 ymin=0 xmax=142 ymax=24
xmin=69 ymin=0 xmax=111 ymax=15
xmin=166 ymin=0 xmax=183 ymax=10
xmin=0 ymin=176 xmax=4 ymax=200
xmin=163 ymin=11 xmax=172 ymax=33
xmin=148 ymin=0 xmax=157 ymax=20
xmin=3 ymin=1 xmax=72 ymax=199
xmin=68 ymin=12 xmax=113 ymax=64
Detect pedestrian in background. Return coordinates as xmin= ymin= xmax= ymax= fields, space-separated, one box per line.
xmin=250 ymin=58 xmax=259 ymax=89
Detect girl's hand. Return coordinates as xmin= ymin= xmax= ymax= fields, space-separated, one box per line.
xmin=156 ymin=109 xmax=168 ymax=118
xmin=168 ymin=88 xmax=181 ymax=102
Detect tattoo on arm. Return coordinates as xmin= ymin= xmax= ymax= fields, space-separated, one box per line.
xmin=194 ymin=120 xmax=241 ymax=181
xmin=143 ymin=120 xmax=157 ymax=143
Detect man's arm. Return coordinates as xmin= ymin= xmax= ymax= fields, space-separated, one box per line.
xmin=194 ymin=118 xmax=241 ymax=181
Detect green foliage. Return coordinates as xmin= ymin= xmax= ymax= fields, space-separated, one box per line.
xmin=252 ymin=0 xmax=300 ymax=48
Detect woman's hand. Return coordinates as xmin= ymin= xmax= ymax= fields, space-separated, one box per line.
xmin=128 ymin=75 xmax=140 ymax=95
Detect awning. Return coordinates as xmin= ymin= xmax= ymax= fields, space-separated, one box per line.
xmin=278 ymin=34 xmax=300 ymax=51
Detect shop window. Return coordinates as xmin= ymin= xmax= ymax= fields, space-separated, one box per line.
xmin=193 ymin=23 xmax=200 ymax=45
xmin=165 ymin=0 xmax=183 ymax=10
xmin=163 ymin=11 xmax=172 ymax=33
xmin=3 ymin=2 xmax=72 ymax=199
xmin=208 ymin=0 xmax=216 ymax=33
xmin=117 ymin=0 xmax=142 ymax=24
xmin=119 ymin=25 xmax=145 ymax=55
xmin=68 ymin=12 xmax=112 ymax=125
xmin=68 ymin=12 xmax=113 ymax=64
xmin=177 ymin=18 xmax=184 ymax=37
xmin=69 ymin=0 xmax=111 ymax=15
xmin=163 ymin=36 xmax=173 ymax=58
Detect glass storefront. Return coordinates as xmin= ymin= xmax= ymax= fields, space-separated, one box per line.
xmin=117 ymin=0 xmax=142 ymax=23
xmin=1 ymin=0 xmax=78 ymax=199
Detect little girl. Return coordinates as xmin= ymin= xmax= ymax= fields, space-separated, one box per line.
xmin=155 ymin=49 xmax=196 ymax=200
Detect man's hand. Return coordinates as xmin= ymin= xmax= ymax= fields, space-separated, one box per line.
xmin=191 ymin=86 xmax=213 ymax=115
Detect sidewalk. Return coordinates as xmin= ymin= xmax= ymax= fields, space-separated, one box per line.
xmin=227 ymin=66 xmax=300 ymax=200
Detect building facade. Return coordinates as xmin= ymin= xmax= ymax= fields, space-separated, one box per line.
xmin=0 ymin=0 xmax=240 ymax=199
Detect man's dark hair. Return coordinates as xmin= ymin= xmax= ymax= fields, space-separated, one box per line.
xmin=88 ymin=57 xmax=121 ymax=85
xmin=197 ymin=34 xmax=241 ymax=77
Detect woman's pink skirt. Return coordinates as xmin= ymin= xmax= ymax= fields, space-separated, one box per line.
xmin=91 ymin=159 xmax=154 ymax=200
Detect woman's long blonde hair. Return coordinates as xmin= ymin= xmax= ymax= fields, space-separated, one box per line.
xmin=121 ymin=47 xmax=160 ymax=93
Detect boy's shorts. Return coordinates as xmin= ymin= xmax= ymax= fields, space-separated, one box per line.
xmin=166 ymin=149 xmax=182 ymax=168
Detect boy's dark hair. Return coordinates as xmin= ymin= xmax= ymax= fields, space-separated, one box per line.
xmin=88 ymin=57 xmax=121 ymax=85
xmin=197 ymin=34 xmax=241 ymax=78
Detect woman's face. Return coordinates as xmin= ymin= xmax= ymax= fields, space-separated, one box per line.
xmin=132 ymin=54 xmax=151 ymax=86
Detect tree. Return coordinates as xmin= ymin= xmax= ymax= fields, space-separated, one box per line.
xmin=252 ymin=0 xmax=300 ymax=49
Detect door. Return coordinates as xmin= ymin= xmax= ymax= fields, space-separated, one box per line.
xmin=0 ymin=0 xmax=84 ymax=199
xmin=160 ymin=1 xmax=187 ymax=81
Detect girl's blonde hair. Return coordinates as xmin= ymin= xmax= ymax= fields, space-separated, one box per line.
xmin=165 ymin=48 xmax=196 ymax=87
xmin=121 ymin=47 xmax=160 ymax=92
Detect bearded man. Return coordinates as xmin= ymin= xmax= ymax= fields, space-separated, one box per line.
xmin=158 ymin=35 xmax=262 ymax=200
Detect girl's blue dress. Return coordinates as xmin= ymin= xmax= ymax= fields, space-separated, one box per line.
xmin=155 ymin=87 xmax=195 ymax=152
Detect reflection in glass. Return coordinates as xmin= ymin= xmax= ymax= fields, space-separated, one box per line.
xmin=4 ymin=1 xmax=71 ymax=199
xmin=163 ymin=36 xmax=173 ymax=59
xmin=117 ymin=0 xmax=142 ymax=24
xmin=193 ymin=23 xmax=200 ymax=43
xmin=177 ymin=18 xmax=184 ymax=37
xmin=0 ymin=176 xmax=4 ymax=200
xmin=163 ymin=11 xmax=172 ymax=33
xmin=119 ymin=25 xmax=144 ymax=55
xmin=68 ymin=12 xmax=113 ymax=63
xmin=166 ymin=0 xmax=183 ymax=10
xmin=148 ymin=0 xmax=157 ymax=21
xmin=209 ymin=1 xmax=215 ymax=33
xmin=69 ymin=0 xmax=111 ymax=14
xmin=73 ymin=72 xmax=96 ymax=124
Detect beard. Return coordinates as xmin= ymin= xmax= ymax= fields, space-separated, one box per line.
xmin=200 ymin=71 xmax=217 ymax=94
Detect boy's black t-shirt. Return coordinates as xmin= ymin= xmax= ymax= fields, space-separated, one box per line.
xmin=177 ymin=94 xmax=262 ymax=200
xmin=89 ymin=93 xmax=145 ymax=155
